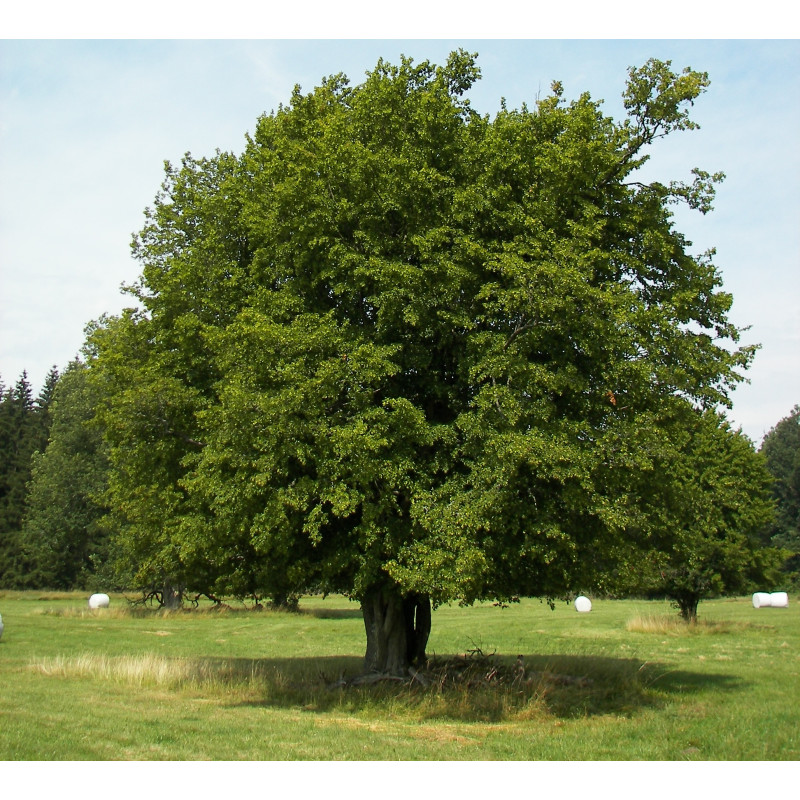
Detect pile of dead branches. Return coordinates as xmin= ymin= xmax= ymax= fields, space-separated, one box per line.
xmin=327 ymin=648 xmax=592 ymax=691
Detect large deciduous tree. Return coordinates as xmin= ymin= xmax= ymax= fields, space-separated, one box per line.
xmin=91 ymin=53 xmax=754 ymax=673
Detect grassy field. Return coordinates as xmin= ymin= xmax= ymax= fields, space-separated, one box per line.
xmin=0 ymin=591 xmax=797 ymax=760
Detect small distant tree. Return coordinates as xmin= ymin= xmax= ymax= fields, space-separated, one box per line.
xmin=626 ymin=409 xmax=783 ymax=622
xmin=760 ymin=405 xmax=800 ymax=584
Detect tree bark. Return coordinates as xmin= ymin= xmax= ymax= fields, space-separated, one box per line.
xmin=269 ymin=593 xmax=300 ymax=612
xmin=162 ymin=579 xmax=182 ymax=610
xmin=676 ymin=595 xmax=699 ymax=624
xmin=362 ymin=583 xmax=431 ymax=676
xmin=404 ymin=592 xmax=431 ymax=667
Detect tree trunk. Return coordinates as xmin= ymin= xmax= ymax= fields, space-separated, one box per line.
xmin=362 ymin=583 xmax=431 ymax=676
xmin=405 ymin=591 xmax=431 ymax=667
xmin=162 ymin=579 xmax=182 ymax=610
xmin=676 ymin=595 xmax=699 ymax=624
xmin=269 ymin=593 xmax=300 ymax=612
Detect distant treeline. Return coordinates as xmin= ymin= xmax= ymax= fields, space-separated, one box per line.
xmin=0 ymin=364 xmax=109 ymax=590
xmin=0 ymin=368 xmax=59 ymax=586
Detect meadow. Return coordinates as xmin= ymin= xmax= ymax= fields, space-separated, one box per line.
xmin=0 ymin=591 xmax=797 ymax=760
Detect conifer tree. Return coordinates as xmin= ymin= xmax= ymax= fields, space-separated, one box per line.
xmin=23 ymin=362 xmax=110 ymax=589
xmin=0 ymin=369 xmax=60 ymax=587
xmin=0 ymin=373 xmax=35 ymax=585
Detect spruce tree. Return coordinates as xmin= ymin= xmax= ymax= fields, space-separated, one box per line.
xmin=0 ymin=369 xmax=60 ymax=587
xmin=23 ymin=362 xmax=110 ymax=589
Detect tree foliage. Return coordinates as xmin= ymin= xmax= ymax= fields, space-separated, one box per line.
xmin=618 ymin=409 xmax=782 ymax=622
xmin=90 ymin=53 xmax=755 ymax=672
xmin=0 ymin=368 xmax=58 ymax=587
xmin=22 ymin=361 xmax=111 ymax=590
xmin=760 ymin=405 xmax=800 ymax=582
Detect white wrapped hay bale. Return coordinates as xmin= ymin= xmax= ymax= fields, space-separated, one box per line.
xmin=0 ymin=612 xmax=4 ymax=640
xmin=769 ymin=592 xmax=789 ymax=608
xmin=753 ymin=592 xmax=790 ymax=608
xmin=574 ymin=595 xmax=592 ymax=613
xmin=88 ymin=593 xmax=110 ymax=609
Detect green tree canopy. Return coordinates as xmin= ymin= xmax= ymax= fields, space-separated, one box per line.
xmin=618 ymin=409 xmax=781 ymax=622
xmin=0 ymin=367 xmax=59 ymax=587
xmin=760 ymin=405 xmax=800 ymax=581
xmin=91 ymin=52 xmax=754 ymax=673
xmin=22 ymin=361 xmax=110 ymax=590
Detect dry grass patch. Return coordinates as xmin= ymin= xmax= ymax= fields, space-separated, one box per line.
xmin=34 ymin=606 xmax=139 ymax=619
xmin=33 ymin=606 xmax=218 ymax=619
xmin=28 ymin=653 xmax=284 ymax=690
xmin=626 ymin=614 xmax=769 ymax=635
xmin=313 ymin=715 xmax=389 ymax=733
xmin=409 ymin=724 xmax=483 ymax=745
xmin=31 ymin=599 xmax=283 ymax=619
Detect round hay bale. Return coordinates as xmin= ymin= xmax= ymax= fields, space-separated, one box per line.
xmin=88 ymin=593 xmax=110 ymax=609
xmin=769 ymin=591 xmax=789 ymax=608
xmin=574 ymin=595 xmax=592 ymax=613
xmin=752 ymin=592 xmax=772 ymax=608
xmin=0 ymin=613 xmax=4 ymax=640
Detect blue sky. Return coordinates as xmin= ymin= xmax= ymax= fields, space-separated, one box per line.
xmin=1 ymin=36 xmax=798 ymax=444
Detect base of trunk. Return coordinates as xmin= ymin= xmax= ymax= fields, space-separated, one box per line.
xmin=362 ymin=584 xmax=431 ymax=676
xmin=674 ymin=595 xmax=700 ymax=624
xmin=162 ymin=580 xmax=183 ymax=610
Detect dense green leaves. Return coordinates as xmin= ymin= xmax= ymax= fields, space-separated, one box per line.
xmin=760 ymin=405 xmax=800 ymax=583
xmin=87 ymin=52 xmax=763 ymax=654
xmin=618 ymin=409 xmax=782 ymax=621
xmin=0 ymin=368 xmax=58 ymax=587
xmin=22 ymin=362 xmax=110 ymax=589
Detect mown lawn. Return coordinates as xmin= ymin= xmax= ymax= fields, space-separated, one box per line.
xmin=0 ymin=591 xmax=797 ymax=760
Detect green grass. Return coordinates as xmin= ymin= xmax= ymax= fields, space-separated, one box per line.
xmin=0 ymin=591 xmax=798 ymax=760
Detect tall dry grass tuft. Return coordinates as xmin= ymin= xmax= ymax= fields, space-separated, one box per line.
xmin=35 ymin=607 xmax=139 ymax=619
xmin=626 ymin=614 xmax=686 ymax=635
xmin=626 ymin=614 xmax=762 ymax=635
xmin=28 ymin=653 xmax=284 ymax=691
xmin=34 ymin=603 xmax=284 ymax=619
